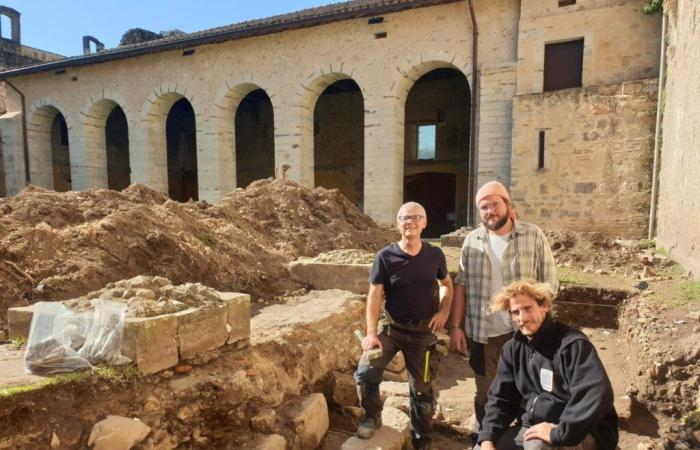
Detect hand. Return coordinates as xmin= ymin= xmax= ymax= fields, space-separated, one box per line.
xmin=479 ymin=441 xmax=496 ymax=450
xmin=450 ymin=327 xmax=467 ymax=354
xmin=428 ymin=308 xmax=449 ymax=334
xmin=362 ymin=332 xmax=382 ymax=351
xmin=523 ymin=422 xmax=555 ymax=443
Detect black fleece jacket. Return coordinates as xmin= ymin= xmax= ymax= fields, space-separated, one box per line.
xmin=477 ymin=316 xmax=618 ymax=449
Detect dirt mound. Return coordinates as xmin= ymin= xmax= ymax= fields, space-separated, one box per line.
xmin=545 ymin=230 xmax=654 ymax=274
xmin=0 ymin=180 xmax=396 ymax=327
xmin=305 ymin=249 xmax=375 ymax=265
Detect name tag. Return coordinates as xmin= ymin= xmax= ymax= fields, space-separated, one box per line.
xmin=540 ymin=368 xmax=554 ymax=392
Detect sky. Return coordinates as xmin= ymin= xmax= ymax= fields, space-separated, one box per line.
xmin=1 ymin=1 xmax=333 ymax=57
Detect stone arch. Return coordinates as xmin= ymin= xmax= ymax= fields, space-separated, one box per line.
xmin=210 ymin=78 xmax=276 ymax=191
xmin=79 ymin=92 xmax=131 ymax=190
xmin=397 ymin=57 xmax=473 ymax=236
xmin=27 ymin=98 xmax=70 ymax=189
xmin=137 ymin=85 xmax=198 ymax=195
xmin=0 ymin=6 xmax=21 ymax=43
xmin=291 ymin=65 xmax=368 ymax=189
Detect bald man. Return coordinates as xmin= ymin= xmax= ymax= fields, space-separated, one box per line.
xmin=449 ymin=181 xmax=558 ymax=437
xmin=354 ymin=202 xmax=453 ymax=450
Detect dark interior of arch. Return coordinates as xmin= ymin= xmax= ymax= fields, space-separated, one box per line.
xmin=404 ymin=67 xmax=471 ymax=238
xmin=51 ymin=113 xmax=71 ymax=192
xmin=106 ymin=105 xmax=131 ymax=191
xmin=235 ymin=89 xmax=274 ymax=189
xmin=166 ymin=98 xmax=198 ymax=202
xmin=313 ymin=79 xmax=364 ymax=209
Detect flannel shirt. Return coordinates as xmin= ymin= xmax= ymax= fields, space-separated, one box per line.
xmin=454 ymin=221 xmax=558 ymax=344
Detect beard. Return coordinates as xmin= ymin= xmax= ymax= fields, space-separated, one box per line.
xmin=483 ymin=212 xmax=510 ymax=231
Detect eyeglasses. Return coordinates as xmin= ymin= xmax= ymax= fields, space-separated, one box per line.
xmin=398 ymin=215 xmax=425 ymax=222
xmin=478 ymin=201 xmax=506 ymax=212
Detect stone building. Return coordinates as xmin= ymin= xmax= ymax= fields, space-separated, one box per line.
xmin=0 ymin=0 xmax=661 ymax=237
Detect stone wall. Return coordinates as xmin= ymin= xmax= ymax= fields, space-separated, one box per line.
xmin=656 ymin=0 xmax=700 ymax=277
xmin=0 ymin=0 xmax=661 ymax=227
xmin=510 ymin=79 xmax=658 ymax=237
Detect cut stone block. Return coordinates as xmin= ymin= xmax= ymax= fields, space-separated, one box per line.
xmin=281 ymin=393 xmax=329 ymax=450
xmin=381 ymin=406 xmax=410 ymax=443
xmin=341 ymin=426 xmax=404 ymax=450
xmin=175 ymin=306 xmax=228 ymax=360
xmin=332 ymin=371 xmax=359 ymax=407
xmin=122 ymin=315 xmax=178 ymax=375
xmin=7 ymin=305 xmax=34 ymax=339
xmin=380 ymin=381 xmax=409 ymax=400
xmin=220 ymin=292 xmax=251 ymax=344
xmin=288 ymin=261 xmax=371 ymax=294
xmin=87 ymin=415 xmax=151 ymax=450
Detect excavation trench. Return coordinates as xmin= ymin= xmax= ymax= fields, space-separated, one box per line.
xmin=552 ymin=285 xmax=632 ymax=329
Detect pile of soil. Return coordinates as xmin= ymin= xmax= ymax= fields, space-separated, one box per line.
xmin=545 ymin=230 xmax=663 ymax=274
xmin=305 ymin=249 xmax=375 ymax=265
xmin=62 ymin=275 xmax=228 ymax=318
xmin=0 ymin=179 xmax=396 ymax=327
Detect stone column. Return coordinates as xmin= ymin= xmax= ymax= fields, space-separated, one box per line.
xmin=196 ymin=108 xmax=236 ymax=203
xmin=129 ymin=116 xmax=168 ymax=194
xmin=0 ymin=111 xmax=25 ymax=196
xmin=363 ymin=94 xmax=403 ymax=225
xmin=273 ymin=90 xmax=313 ymax=188
xmin=69 ymin=121 xmax=108 ymax=191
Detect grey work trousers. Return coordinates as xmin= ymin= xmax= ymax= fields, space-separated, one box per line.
xmin=469 ymin=332 xmax=513 ymax=431
xmin=354 ymin=324 xmax=439 ymax=449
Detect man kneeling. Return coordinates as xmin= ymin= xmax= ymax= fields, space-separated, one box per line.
xmin=476 ymin=280 xmax=618 ymax=450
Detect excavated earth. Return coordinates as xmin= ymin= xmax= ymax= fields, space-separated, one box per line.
xmin=0 ymin=182 xmax=698 ymax=449
xmin=0 ymin=179 xmax=397 ymax=328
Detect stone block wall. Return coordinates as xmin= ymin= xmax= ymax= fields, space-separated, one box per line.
xmin=510 ymin=79 xmax=658 ymax=237
xmin=656 ymin=0 xmax=700 ymax=277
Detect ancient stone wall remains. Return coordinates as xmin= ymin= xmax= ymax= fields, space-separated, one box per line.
xmin=656 ymin=0 xmax=700 ymax=277
xmin=510 ymin=79 xmax=658 ymax=238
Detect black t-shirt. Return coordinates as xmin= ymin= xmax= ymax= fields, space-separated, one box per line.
xmin=369 ymin=241 xmax=448 ymax=322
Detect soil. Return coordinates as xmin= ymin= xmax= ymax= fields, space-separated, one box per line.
xmin=0 ymin=180 xmax=396 ymax=328
xmin=303 ymin=249 xmax=375 ymax=265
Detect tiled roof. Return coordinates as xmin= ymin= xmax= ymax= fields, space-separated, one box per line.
xmin=0 ymin=0 xmax=460 ymax=78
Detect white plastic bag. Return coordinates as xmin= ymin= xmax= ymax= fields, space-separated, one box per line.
xmin=79 ymin=299 xmax=128 ymax=364
xmin=24 ymin=302 xmax=93 ymax=375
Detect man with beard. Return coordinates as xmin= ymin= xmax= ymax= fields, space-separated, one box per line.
xmin=449 ymin=181 xmax=558 ymax=438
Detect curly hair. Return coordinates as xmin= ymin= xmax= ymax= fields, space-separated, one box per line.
xmin=491 ymin=279 xmax=555 ymax=313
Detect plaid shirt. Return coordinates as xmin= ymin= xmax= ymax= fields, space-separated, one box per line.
xmin=454 ymin=221 xmax=558 ymax=344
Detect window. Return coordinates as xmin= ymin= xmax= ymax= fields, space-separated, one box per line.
xmin=538 ymin=131 xmax=546 ymax=170
xmin=417 ymin=124 xmax=436 ymax=160
xmin=558 ymin=0 xmax=576 ymax=6
xmin=543 ymin=39 xmax=584 ymax=92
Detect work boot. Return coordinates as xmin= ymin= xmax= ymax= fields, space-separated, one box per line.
xmin=356 ymin=415 xmax=382 ymax=439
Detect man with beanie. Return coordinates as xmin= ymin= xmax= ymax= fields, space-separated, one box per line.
xmin=449 ymin=181 xmax=558 ymax=437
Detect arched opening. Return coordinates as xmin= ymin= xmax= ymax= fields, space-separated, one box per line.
xmin=51 ymin=113 xmax=71 ymax=192
xmin=166 ymin=98 xmax=198 ymax=202
xmin=0 ymin=14 xmax=11 ymax=40
xmin=313 ymin=79 xmax=364 ymax=208
xmin=235 ymin=89 xmax=274 ymax=188
xmin=403 ymin=68 xmax=470 ymax=238
xmin=105 ymin=105 xmax=130 ymax=190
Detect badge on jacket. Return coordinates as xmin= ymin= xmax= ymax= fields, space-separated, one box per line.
xmin=540 ymin=368 xmax=554 ymax=392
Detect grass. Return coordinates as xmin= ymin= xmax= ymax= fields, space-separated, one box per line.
xmin=10 ymin=336 xmax=27 ymax=350
xmin=679 ymin=280 xmax=700 ymax=305
xmin=0 ymin=363 xmax=139 ymax=399
xmin=557 ymin=266 xmax=591 ymax=285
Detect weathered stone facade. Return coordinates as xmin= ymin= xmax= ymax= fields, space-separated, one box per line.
xmin=0 ymin=0 xmax=661 ymax=233
xmin=511 ymin=79 xmax=658 ymax=237
xmin=656 ymin=0 xmax=700 ymax=277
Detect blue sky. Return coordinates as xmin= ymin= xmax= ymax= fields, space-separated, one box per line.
xmin=1 ymin=1 xmax=332 ymax=57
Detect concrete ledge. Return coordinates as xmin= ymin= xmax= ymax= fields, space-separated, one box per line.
xmin=288 ymin=262 xmax=371 ymax=294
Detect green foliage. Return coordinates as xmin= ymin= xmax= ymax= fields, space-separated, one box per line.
xmin=558 ymin=266 xmax=588 ymax=285
xmin=10 ymin=336 xmax=27 ymax=350
xmin=679 ymin=280 xmax=700 ymax=303
xmin=681 ymin=409 xmax=700 ymax=430
xmin=642 ymin=0 xmax=662 ymax=15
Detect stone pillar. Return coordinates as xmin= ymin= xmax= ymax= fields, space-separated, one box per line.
xmin=26 ymin=113 xmax=54 ymax=190
xmin=196 ymin=109 xmax=236 ymax=203
xmin=129 ymin=116 xmax=168 ymax=193
xmin=363 ymin=94 xmax=403 ymax=225
xmin=0 ymin=110 xmax=25 ymax=196
xmin=69 ymin=121 xmax=108 ymax=191
xmin=274 ymin=91 xmax=313 ymax=188
xmin=476 ymin=65 xmax=517 ymax=189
